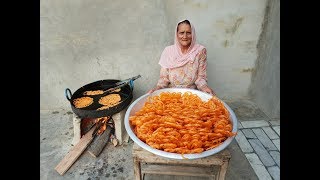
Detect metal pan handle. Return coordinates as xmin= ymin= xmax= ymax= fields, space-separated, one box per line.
xmin=129 ymin=80 xmax=134 ymax=90
xmin=65 ymin=88 xmax=73 ymax=101
xmin=115 ymin=74 xmax=141 ymax=86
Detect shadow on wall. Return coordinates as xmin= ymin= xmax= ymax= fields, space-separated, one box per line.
xmin=248 ymin=0 xmax=280 ymax=119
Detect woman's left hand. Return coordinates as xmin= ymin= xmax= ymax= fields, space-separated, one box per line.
xmin=199 ymin=85 xmax=216 ymax=96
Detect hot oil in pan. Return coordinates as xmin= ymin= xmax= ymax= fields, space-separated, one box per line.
xmin=68 ymin=79 xmax=134 ymax=118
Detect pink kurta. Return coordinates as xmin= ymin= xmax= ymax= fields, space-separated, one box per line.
xmin=156 ymin=48 xmax=208 ymax=90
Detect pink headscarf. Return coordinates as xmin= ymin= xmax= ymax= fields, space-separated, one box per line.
xmin=158 ymin=19 xmax=205 ymax=69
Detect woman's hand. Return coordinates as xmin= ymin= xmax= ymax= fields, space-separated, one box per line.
xmin=199 ymin=85 xmax=216 ymax=96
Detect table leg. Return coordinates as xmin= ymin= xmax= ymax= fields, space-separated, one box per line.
xmin=133 ymin=157 xmax=142 ymax=180
xmin=218 ymin=159 xmax=230 ymax=180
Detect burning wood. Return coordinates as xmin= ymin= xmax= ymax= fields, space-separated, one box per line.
xmin=96 ymin=117 xmax=110 ymax=135
xmin=78 ymin=115 xmax=115 ymax=158
xmin=88 ymin=116 xmax=114 ymax=157
xmin=81 ymin=116 xmax=112 ymax=137
xmin=80 ymin=118 xmax=97 ymax=136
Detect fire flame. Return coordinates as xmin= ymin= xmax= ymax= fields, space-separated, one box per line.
xmin=96 ymin=116 xmax=110 ymax=135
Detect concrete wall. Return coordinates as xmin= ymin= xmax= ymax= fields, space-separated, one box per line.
xmin=248 ymin=0 xmax=280 ymax=119
xmin=40 ymin=0 xmax=267 ymax=110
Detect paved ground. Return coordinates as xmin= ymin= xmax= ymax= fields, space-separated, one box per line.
xmin=40 ymin=98 xmax=280 ymax=180
xmin=225 ymin=99 xmax=280 ymax=180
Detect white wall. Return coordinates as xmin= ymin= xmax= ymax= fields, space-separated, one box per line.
xmin=40 ymin=0 xmax=267 ymax=109
xmin=249 ymin=0 xmax=280 ymax=119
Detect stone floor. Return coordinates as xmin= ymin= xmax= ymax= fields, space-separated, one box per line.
xmin=225 ymin=99 xmax=280 ymax=180
xmin=40 ymin=98 xmax=279 ymax=180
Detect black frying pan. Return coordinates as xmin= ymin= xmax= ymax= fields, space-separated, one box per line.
xmin=65 ymin=79 xmax=133 ymax=118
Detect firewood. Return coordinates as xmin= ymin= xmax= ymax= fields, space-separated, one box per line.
xmin=88 ymin=125 xmax=112 ymax=157
xmin=55 ymin=124 xmax=96 ymax=175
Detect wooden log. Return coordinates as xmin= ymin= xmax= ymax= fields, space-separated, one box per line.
xmin=88 ymin=125 xmax=112 ymax=158
xmin=55 ymin=125 xmax=96 ymax=175
xmin=81 ymin=118 xmax=96 ymax=136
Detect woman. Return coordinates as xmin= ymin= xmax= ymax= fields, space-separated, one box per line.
xmin=148 ymin=19 xmax=216 ymax=95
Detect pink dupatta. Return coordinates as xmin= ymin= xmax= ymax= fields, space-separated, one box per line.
xmin=158 ymin=19 xmax=205 ymax=69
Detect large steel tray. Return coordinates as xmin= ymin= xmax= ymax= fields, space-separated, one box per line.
xmin=124 ymin=88 xmax=238 ymax=159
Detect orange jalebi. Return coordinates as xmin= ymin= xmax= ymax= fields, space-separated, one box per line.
xmin=129 ymin=92 xmax=236 ymax=154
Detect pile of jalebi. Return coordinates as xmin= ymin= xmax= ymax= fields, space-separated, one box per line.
xmin=129 ymin=92 xmax=236 ymax=154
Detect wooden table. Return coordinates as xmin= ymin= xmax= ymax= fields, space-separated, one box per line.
xmin=132 ymin=143 xmax=231 ymax=180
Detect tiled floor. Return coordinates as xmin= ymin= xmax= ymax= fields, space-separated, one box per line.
xmin=235 ymin=120 xmax=280 ymax=180
xmin=223 ymin=98 xmax=280 ymax=180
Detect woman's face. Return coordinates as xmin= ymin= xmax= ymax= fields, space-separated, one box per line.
xmin=177 ymin=23 xmax=192 ymax=48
